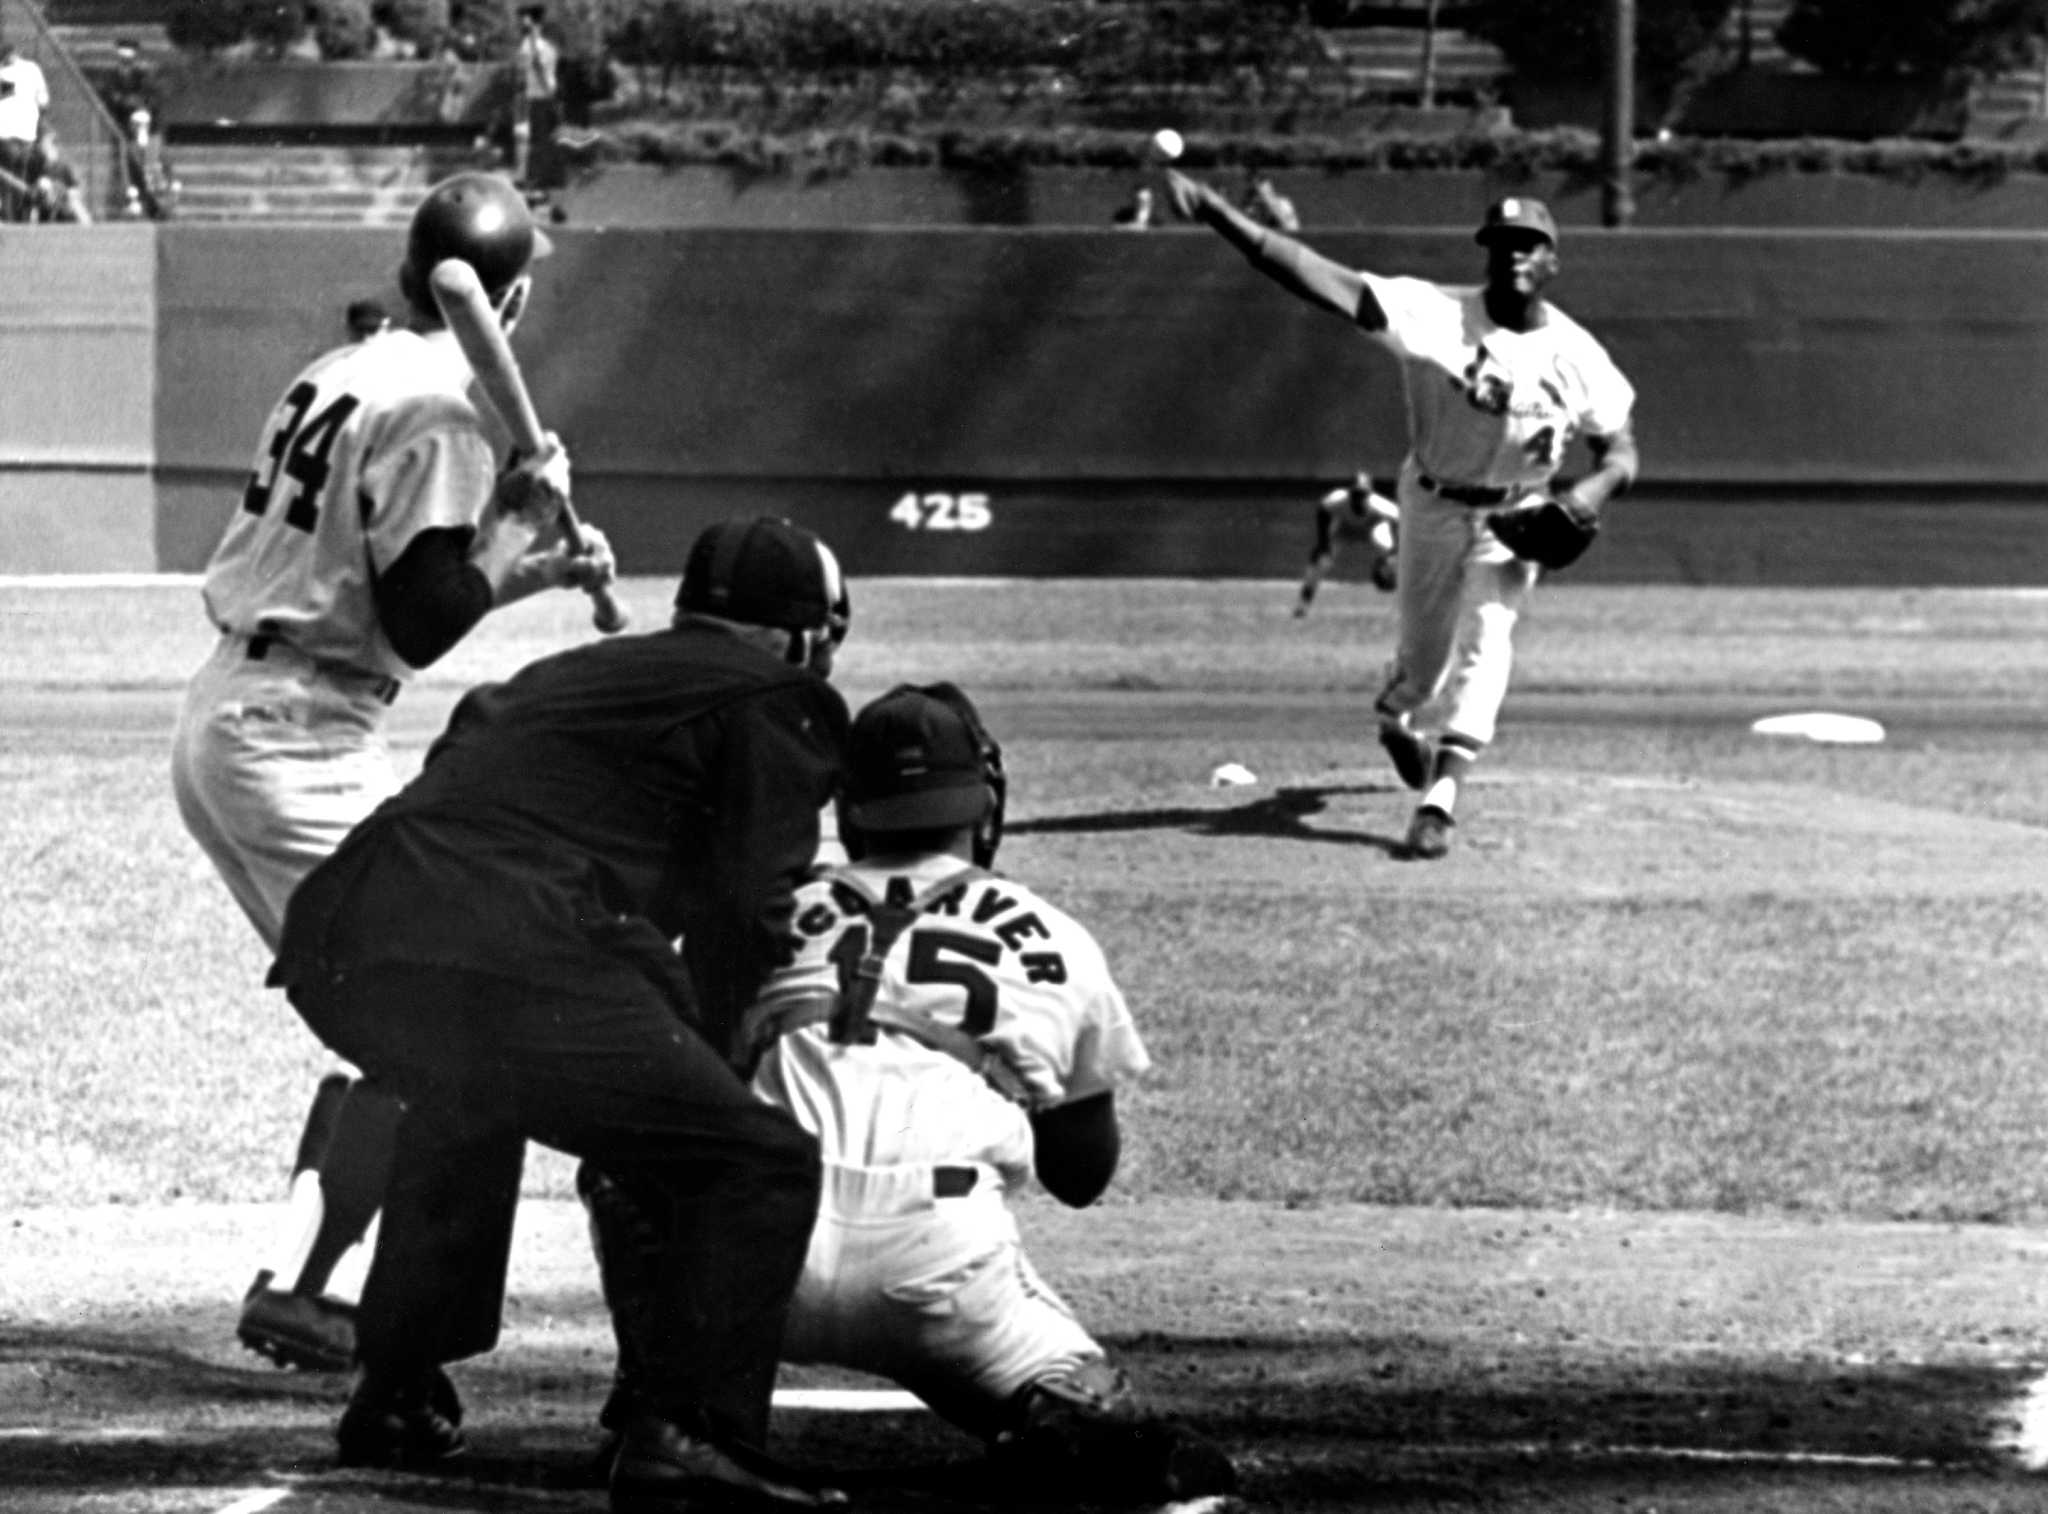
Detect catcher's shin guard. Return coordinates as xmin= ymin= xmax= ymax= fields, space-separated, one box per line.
xmin=294 ymin=1079 xmax=402 ymax=1297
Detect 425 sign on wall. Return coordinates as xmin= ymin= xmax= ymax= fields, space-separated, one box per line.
xmin=888 ymin=491 xmax=993 ymax=532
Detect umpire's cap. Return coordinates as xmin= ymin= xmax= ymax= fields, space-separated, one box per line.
xmin=844 ymin=684 xmax=999 ymax=835
xmin=404 ymin=172 xmax=552 ymax=297
xmin=1475 ymin=195 xmax=1558 ymax=248
xmin=675 ymin=515 xmax=850 ymax=638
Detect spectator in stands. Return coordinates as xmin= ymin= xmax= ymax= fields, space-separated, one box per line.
xmin=513 ymin=4 xmax=563 ymax=194
xmin=27 ymin=127 xmax=90 ymax=224
xmin=0 ymin=27 xmax=50 ymax=222
xmin=1112 ymin=185 xmax=1156 ymax=230
xmin=119 ymin=105 xmax=178 ymax=220
xmin=101 ymin=38 xmax=159 ymax=129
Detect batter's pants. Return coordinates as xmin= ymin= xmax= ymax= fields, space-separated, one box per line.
xmin=170 ymin=633 xmax=400 ymax=952
xmin=1374 ymin=472 xmax=1540 ymax=751
xmin=291 ymin=959 xmax=822 ymax=1449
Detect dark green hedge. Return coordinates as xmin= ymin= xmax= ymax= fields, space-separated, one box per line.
xmin=581 ymin=118 xmax=2048 ymax=188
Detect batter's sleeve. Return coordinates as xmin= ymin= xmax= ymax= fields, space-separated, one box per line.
xmin=360 ymin=409 xmax=498 ymax=577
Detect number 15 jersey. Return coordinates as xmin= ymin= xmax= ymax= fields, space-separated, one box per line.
xmin=201 ymin=327 xmax=495 ymax=682
xmin=749 ymin=852 xmax=1152 ymax=1187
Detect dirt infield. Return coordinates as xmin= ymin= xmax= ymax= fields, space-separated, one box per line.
xmin=11 ymin=1195 xmax=2048 ymax=1512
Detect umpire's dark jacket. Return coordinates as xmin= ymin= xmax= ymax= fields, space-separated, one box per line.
xmin=271 ymin=619 xmax=849 ymax=1050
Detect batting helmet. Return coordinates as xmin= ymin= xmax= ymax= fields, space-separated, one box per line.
xmin=675 ymin=515 xmax=851 ymax=667
xmin=841 ymin=683 xmax=1007 ymax=868
xmin=402 ymin=172 xmax=550 ymax=298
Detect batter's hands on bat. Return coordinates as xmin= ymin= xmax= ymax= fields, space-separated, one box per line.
xmin=556 ymin=522 xmax=616 ymax=594
xmin=491 ymin=433 xmax=572 ymax=528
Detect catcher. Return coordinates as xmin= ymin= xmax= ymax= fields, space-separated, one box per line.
xmin=1295 ymin=471 xmax=1400 ymax=615
xmin=585 ymin=683 xmax=1237 ymax=1506
xmin=1165 ymin=178 xmax=1637 ymax=859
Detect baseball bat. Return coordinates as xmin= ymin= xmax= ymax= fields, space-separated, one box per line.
xmin=428 ymin=256 xmax=629 ymax=635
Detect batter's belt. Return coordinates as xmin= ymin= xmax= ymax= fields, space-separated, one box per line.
xmin=234 ymin=630 xmax=401 ymax=705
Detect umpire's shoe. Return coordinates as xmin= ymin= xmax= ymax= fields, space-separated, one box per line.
xmin=610 ymin=1414 xmax=846 ymax=1513
xmin=336 ymin=1366 xmax=468 ymax=1469
xmin=238 ymin=1271 xmax=356 ymax=1372
xmin=1376 ymin=712 xmax=1433 ymax=791
xmin=1403 ymin=804 xmax=1455 ymax=861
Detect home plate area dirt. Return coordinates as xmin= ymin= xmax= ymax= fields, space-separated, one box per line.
xmin=11 ymin=1200 xmax=2048 ymax=1511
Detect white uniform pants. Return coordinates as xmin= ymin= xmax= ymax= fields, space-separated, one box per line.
xmin=779 ymin=1161 xmax=1103 ymax=1437
xmin=169 ymin=634 xmax=400 ymax=951
xmin=1375 ymin=470 xmax=1541 ymax=751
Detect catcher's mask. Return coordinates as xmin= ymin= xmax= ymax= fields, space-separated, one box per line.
xmin=674 ymin=515 xmax=850 ymax=675
xmin=840 ymin=682 xmax=1006 ymax=868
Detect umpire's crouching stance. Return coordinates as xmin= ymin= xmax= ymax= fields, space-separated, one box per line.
xmin=270 ymin=516 xmax=854 ymax=1512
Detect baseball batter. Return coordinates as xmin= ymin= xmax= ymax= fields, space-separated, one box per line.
xmin=723 ymin=684 xmax=1233 ymax=1502
xmin=1164 ymin=177 xmax=1638 ymax=858
xmin=169 ymin=170 xmax=613 ymax=1372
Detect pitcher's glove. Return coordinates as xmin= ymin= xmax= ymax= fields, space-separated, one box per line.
xmin=1486 ymin=491 xmax=1599 ymax=571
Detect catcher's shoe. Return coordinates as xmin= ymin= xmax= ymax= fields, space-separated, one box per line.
xmin=336 ymin=1365 xmax=468 ymax=1469
xmin=1377 ymin=717 xmax=1433 ymax=791
xmin=989 ymin=1416 xmax=1238 ymax=1505
xmin=1403 ymin=804 xmax=1455 ymax=861
xmin=238 ymin=1271 xmax=356 ymax=1372
xmin=609 ymin=1414 xmax=846 ymax=1513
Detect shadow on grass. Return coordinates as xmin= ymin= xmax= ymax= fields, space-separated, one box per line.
xmin=1011 ymin=783 xmax=1411 ymax=855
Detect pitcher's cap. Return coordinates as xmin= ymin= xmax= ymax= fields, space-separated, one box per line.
xmin=1476 ymin=196 xmax=1558 ymax=247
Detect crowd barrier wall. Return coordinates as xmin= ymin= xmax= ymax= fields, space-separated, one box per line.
xmin=15 ymin=224 xmax=2048 ymax=583
xmin=0 ymin=225 xmax=156 ymax=572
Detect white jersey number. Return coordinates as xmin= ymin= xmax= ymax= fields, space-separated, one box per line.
xmin=241 ymin=379 xmax=360 ymax=534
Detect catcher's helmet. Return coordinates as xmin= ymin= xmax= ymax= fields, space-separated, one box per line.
xmin=403 ymin=172 xmax=550 ymax=297
xmin=675 ymin=515 xmax=851 ymax=667
xmin=841 ymin=683 xmax=1007 ymax=868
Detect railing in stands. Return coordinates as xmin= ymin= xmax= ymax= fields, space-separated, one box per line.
xmin=7 ymin=0 xmax=142 ymax=220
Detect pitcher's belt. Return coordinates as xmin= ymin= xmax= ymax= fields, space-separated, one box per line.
xmin=1417 ymin=473 xmax=1513 ymax=507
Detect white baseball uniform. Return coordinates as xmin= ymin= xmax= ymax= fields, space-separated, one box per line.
xmin=1362 ymin=273 xmax=1634 ymax=749
xmin=170 ymin=326 xmax=496 ymax=948
xmin=743 ymin=852 xmax=1151 ymax=1436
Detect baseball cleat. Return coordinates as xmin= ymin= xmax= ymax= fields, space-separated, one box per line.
xmin=238 ymin=1272 xmax=357 ymax=1372
xmin=1377 ymin=718 xmax=1433 ymax=791
xmin=336 ymin=1366 xmax=468 ymax=1469
xmin=1403 ymin=805 xmax=1455 ymax=861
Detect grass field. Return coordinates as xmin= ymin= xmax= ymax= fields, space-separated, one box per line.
xmin=11 ymin=573 xmax=2048 ymax=1512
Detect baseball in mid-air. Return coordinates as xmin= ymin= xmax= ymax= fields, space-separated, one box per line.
xmin=1149 ymin=127 xmax=1185 ymax=163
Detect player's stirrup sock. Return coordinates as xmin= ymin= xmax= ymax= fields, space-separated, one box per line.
xmin=1421 ymin=736 xmax=1480 ymax=816
xmin=292 ymin=1080 xmax=403 ymax=1297
xmin=262 ymin=1073 xmax=350 ymax=1289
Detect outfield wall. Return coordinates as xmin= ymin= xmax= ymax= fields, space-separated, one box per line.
xmin=13 ymin=224 xmax=2048 ymax=583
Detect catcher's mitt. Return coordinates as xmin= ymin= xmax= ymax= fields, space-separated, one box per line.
xmin=1485 ymin=493 xmax=1599 ymax=571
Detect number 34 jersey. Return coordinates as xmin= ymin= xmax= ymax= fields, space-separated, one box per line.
xmin=201 ymin=327 xmax=496 ymax=682
xmin=1362 ymin=274 xmax=1635 ymax=495
xmin=749 ymin=852 xmax=1152 ymax=1186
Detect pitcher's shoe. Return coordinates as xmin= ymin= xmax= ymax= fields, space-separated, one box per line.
xmin=1403 ymin=805 xmax=1455 ymax=861
xmin=1377 ymin=718 xmax=1433 ymax=791
xmin=238 ymin=1271 xmax=356 ymax=1372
